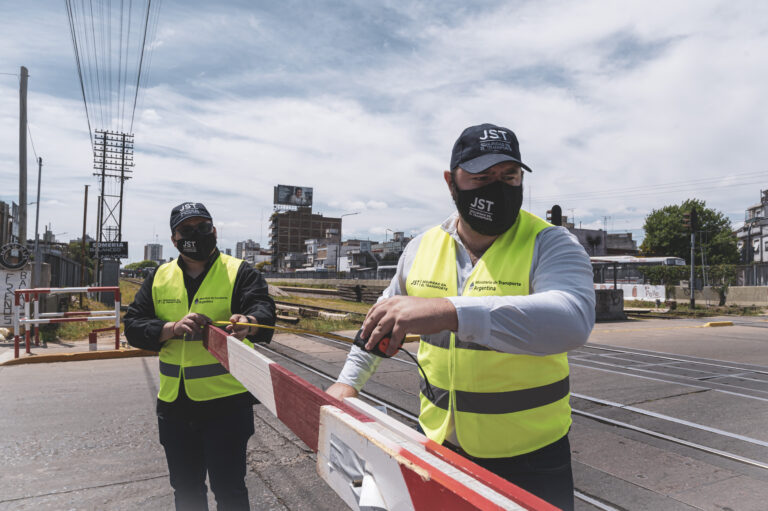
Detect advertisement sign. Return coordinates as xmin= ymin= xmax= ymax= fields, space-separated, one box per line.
xmin=88 ymin=241 xmax=129 ymax=258
xmin=274 ymin=185 xmax=313 ymax=207
xmin=1 ymin=266 xmax=30 ymax=329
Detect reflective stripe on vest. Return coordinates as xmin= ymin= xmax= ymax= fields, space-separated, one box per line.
xmin=152 ymin=253 xmax=253 ymax=402
xmin=406 ymin=211 xmax=571 ymax=458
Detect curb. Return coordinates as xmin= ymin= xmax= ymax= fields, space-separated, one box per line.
xmin=0 ymin=348 xmax=157 ymax=366
xmin=702 ymin=321 xmax=734 ymax=327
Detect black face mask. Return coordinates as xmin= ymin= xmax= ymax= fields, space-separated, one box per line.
xmin=453 ymin=180 xmax=523 ymax=236
xmin=175 ymin=232 xmax=217 ymax=261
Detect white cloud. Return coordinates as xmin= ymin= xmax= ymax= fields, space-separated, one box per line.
xmin=1 ymin=0 xmax=766 ymax=264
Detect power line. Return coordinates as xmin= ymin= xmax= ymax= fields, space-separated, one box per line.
xmin=129 ymin=0 xmax=153 ymax=133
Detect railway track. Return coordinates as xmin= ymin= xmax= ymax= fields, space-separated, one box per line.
xmin=255 ymin=332 xmax=768 ymax=510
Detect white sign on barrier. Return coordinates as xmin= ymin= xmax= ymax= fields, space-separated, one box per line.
xmin=594 ymin=283 xmax=666 ymax=301
xmin=1 ymin=266 xmax=31 ymax=330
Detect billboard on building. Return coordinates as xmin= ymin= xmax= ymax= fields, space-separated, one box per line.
xmin=274 ymin=185 xmax=313 ymax=207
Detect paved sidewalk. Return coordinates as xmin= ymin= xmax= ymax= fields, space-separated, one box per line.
xmin=0 ymin=334 xmax=156 ymax=366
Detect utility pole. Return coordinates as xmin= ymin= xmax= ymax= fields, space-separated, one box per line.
xmin=33 ymin=157 xmax=42 ymax=287
xmin=80 ymin=185 xmax=89 ymax=308
xmin=19 ymin=66 xmax=28 ymax=247
xmin=683 ymin=209 xmax=698 ymax=309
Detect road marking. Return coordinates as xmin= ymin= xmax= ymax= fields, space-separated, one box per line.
xmin=572 ymin=393 xmax=768 ymax=448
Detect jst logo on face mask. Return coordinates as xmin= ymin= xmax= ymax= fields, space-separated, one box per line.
xmin=469 ymin=197 xmax=495 ymax=221
xmin=183 ymin=240 xmax=196 ymax=249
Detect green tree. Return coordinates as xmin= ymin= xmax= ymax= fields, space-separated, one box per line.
xmin=640 ymin=199 xmax=739 ymax=264
xmin=125 ymin=260 xmax=159 ymax=270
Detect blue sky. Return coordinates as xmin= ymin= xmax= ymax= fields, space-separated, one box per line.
xmin=1 ymin=0 xmax=767 ymax=262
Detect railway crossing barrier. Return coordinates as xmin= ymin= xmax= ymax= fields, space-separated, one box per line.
xmin=12 ymin=286 xmax=121 ymax=359
xmin=203 ymin=325 xmax=557 ymax=511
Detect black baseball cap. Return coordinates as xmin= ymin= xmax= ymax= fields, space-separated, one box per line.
xmin=450 ymin=123 xmax=532 ymax=174
xmin=170 ymin=202 xmax=213 ymax=232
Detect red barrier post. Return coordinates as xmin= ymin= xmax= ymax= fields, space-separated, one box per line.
xmin=89 ymin=331 xmax=97 ymax=351
xmin=14 ymin=335 xmax=19 ymax=359
xmin=114 ymin=327 xmax=120 ymax=349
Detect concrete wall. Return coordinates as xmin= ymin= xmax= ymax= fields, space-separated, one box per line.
xmin=672 ymin=286 xmax=768 ymax=306
xmin=595 ymin=289 xmax=626 ymax=321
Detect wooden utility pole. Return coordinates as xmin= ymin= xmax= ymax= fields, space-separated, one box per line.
xmin=80 ymin=185 xmax=89 ymax=308
xmin=19 ymin=66 xmax=28 ymax=246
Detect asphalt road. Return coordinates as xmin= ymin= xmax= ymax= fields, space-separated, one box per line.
xmin=1 ymin=315 xmax=767 ymax=510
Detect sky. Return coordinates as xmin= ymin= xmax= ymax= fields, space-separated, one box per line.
xmin=1 ymin=0 xmax=767 ymax=263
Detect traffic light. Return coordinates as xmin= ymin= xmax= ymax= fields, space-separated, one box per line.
xmin=682 ymin=210 xmax=699 ymax=231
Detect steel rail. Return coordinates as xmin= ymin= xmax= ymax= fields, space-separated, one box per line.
xmin=270 ymin=333 xmax=768 ymax=472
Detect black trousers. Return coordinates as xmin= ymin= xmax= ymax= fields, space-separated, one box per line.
xmin=445 ymin=434 xmax=574 ymax=511
xmin=158 ymin=405 xmax=255 ymax=511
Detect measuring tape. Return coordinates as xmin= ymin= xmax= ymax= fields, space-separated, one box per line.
xmin=213 ymin=320 xmax=434 ymax=399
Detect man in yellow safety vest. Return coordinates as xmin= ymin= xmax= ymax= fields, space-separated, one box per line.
xmin=327 ymin=124 xmax=595 ymax=510
xmin=125 ymin=202 xmax=276 ymax=511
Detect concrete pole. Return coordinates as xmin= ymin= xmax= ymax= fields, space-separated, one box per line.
xmin=33 ymin=157 xmax=42 ymax=287
xmin=80 ymin=185 xmax=89 ymax=308
xmin=690 ymin=232 xmax=695 ymax=309
xmin=19 ymin=66 xmax=28 ymax=247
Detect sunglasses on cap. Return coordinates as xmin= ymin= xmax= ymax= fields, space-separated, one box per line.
xmin=175 ymin=222 xmax=214 ymax=237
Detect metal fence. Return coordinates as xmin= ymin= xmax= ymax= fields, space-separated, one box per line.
xmin=263 ymin=268 xmax=397 ymax=281
xmin=43 ymin=252 xmax=85 ymax=288
xmin=736 ymin=264 xmax=768 ymax=286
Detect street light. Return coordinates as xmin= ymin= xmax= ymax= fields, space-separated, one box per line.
xmin=337 ymin=212 xmax=359 ymax=274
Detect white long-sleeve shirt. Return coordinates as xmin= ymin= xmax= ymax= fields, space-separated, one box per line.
xmin=337 ymin=212 xmax=595 ymax=391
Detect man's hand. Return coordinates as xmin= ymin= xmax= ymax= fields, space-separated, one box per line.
xmin=166 ymin=312 xmax=212 ymax=340
xmin=361 ymin=296 xmax=458 ymax=357
xmin=326 ymin=382 xmax=359 ymax=401
xmin=226 ymin=314 xmax=256 ymax=341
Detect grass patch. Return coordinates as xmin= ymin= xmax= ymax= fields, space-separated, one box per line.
xmin=280 ymin=316 xmax=362 ymax=334
xmin=120 ymin=279 xmax=142 ymax=305
xmin=624 ymin=299 xmax=661 ymax=308
xmin=269 ymin=280 xmax=337 ymax=290
xmin=649 ymin=302 xmax=766 ymax=318
xmin=277 ymin=295 xmax=371 ymax=315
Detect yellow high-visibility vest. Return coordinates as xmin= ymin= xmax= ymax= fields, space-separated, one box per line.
xmin=152 ymin=253 xmax=252 ymax=402
xmin=406 ymin=211 xmax=570 ymax=458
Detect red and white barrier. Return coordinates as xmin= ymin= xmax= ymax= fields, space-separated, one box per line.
xmin=203 ymin=326 xmax=558 ymax=511
xmin=12 ymin=286 xmax=121 ymax=358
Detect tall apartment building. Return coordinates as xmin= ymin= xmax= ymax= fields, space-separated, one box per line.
xmin=269 ymin=208 xmax=340 ymax=270
xmin=144 ymin=243 xmax=163 ymax=263
xmin=236 ymin=239 xmax=260 ymax=260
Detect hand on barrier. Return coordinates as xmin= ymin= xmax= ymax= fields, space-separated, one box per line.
xmin=361 ymin=296 xmax=457 ymax=357
xmin=325 ymin=382 xmax=359 ymax=401
xmin=172 ymin=313 xmax=212 ymax=339
xmin=225 ymin=314 xmax=254 ymax=340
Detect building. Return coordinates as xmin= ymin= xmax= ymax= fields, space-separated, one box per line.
xmin=144 ymin=243 xmax=163 ymax=264
xmin=371 ymin=231 xmax=411 ymax=264
xmin=236 ymin=239 xmax=259 ymax=260
xmin=269 ymin=208 xmax=341 ymax=270
xmin=606 ymin=233 xmax=639 ymax=255
xmin=735 ymin=189 xmax=768 ymax=263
